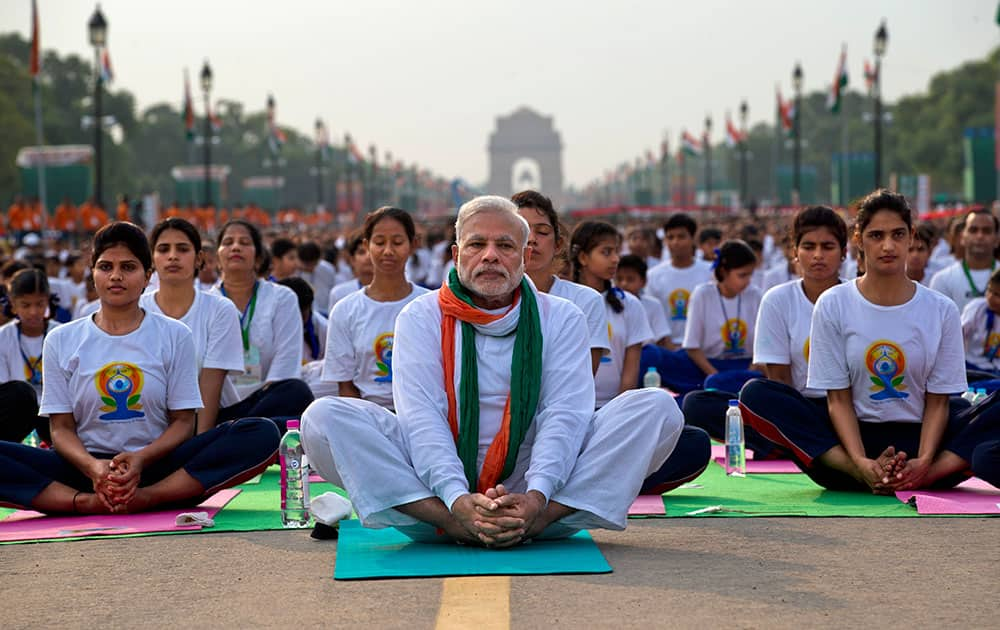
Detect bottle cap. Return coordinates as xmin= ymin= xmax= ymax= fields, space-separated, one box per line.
xmin=646 ymin=367 xmax=657 ymax=372
xmin=728 ymin=399 xmax=739 ymax=406
xmin=286 ymin=419 xmax=300 ymax=430
xmin=977 ymin=388 xmax=986 ymax=394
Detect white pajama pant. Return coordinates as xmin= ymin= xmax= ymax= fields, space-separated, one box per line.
xmin=300 ymin=387 xmax=683 ymax=534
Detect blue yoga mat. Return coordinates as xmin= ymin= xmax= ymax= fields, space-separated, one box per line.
xmin=334 ymin=520 xmax=613 ymax=580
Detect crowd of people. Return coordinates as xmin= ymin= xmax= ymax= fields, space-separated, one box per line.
xmin=0 ymin=187 xmax=998 ymax=548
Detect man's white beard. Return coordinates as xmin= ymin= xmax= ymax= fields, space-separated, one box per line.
xmin=457 ymin=261 xmax=524 ymax=301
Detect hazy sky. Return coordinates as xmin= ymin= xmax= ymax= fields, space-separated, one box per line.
xmin=3 ymin=0 xmax=997 ymax=188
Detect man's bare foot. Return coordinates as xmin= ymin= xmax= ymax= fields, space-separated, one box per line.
xmin=874 ymin=447 xmax=907 ymax=484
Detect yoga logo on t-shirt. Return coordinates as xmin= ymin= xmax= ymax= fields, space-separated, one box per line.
xmin=802 ymin=338 xmax=810 ymax=362
xmin=668 ymin=289 xmax=689 ymax=321
xmin=865 ymin=341 xmax=909 ymax=401
xmin=984 ymin=332 xmax=1000 ymax=360
xmin=95 ymin=362 xmax=146 ymax=421
xmin=601 ymin=323 xmax=613 ymax=363
xmin=720 ymin=318 xmax=747 ymax=356
xmin=373 ymin=332 xmax=394 ymax=383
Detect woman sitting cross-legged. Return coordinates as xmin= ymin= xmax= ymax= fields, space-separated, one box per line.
xmin=0 ymin=222 xmax=279 ymax=514
xmin=740 ymin=190 xmax=1000 ymax=493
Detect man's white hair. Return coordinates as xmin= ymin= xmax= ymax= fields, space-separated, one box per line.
xmin=454 ymin=195 xmax=530 ymax=246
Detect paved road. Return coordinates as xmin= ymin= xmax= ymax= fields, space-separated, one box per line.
xmin=2 ymin=518 xmax=996 ymax=629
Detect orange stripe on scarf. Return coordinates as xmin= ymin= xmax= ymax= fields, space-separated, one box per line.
xmin=438 ymin=283 xmax=520 ymax=494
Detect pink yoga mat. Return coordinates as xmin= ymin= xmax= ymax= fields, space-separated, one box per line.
xmin=896 ymin=478 xmax=1000 ymax=515
xmin=710 ymin=444 xmax=755 ymax=460
xmin=628 ymin=495 xmax=666 ymax=515
xmin=0 ymin=488 xmax=241 ymax=542
xmin=712 ymin=457 xmax=801 ymax=474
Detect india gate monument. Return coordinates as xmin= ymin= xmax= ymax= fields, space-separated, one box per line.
xmin=487 ymin=107 xmax=565 ymax=210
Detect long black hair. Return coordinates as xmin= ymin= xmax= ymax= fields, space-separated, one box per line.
xmin=570 ymin=221 xmax=624 ymax=313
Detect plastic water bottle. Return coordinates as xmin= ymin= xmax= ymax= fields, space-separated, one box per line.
xmin=643 ymin=366 xmax=662 ymax=388
xmin=280 ymin=419 xmax=311 ymax=528
xmin=725 ymin=399 xmax=746 ymax=477
xmin=974 ymin=388 xmax=988 ymax=404
xmin=23 ymin=430 xmax=40 ymax=448
xmin=962 ymin=387 xmax=977 ymax=403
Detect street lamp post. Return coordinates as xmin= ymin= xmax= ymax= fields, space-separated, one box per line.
xmin=740 ymin=100 xmax=749 ymax=208
xmin=88 ymin=5 xmax=107 ymax=210
xmin=704 ymin=115 xmax=712 ymax=207
xmin=314 ymin=118 xmax=324 ymax=208
xmin=200 ymin=60 xmax=212 ymax=207
xmin=792 ymin=63 xmax=803 ymax=205
xmin=873 ymin=20 xmax=888 ymax=189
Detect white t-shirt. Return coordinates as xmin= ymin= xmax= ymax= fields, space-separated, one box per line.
xmin=807 ymin=280 xmax=967 ymax=424
xmin=548 ymin=277 xmax=611 ymax=355
xmin=929 ymin=261 xmax=995 ymax=314
xmin=139 ymin=290 xmax=245 ymax=405
xmin=323 ymin=284 xmax=429 ymax=409
xmin=327 ymin=279 xmax=364 ymax=312
xmin=0 ymin=320 xmax=60 ymax=397
xmin=393 ymin=287 xmax=594 ymax=510
xmin=638 ymin=292 xmax=670 ymax=343
xmin=595 ymin=289 xmax=653 ymax=409
xmin=683 ymin=281 xmax=762 ymax=360
xmin=301 ymin=259 xmax=338 ymax=315
xmin=753 ymin=279 xmax=824 ymax=397
xmin=74 ymin=298 xmax=100 ymax=320
xmin=39 ymin=312 xmax=203 ymax=453
xmin=209 ymin=280 xmax=304 ymax=403
xmin=646 ymin=260 xmax=714 ymax=344
xmin=961 ymin=297 xmax=1000 ymax=372
xmin=763 ymin=264 xmax=798 ymax=293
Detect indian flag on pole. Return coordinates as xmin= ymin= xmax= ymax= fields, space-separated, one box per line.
xmin=30 ymin=0 xmax=40 ymax=81
xmin=681 ymin=130 xmax=702 ymax=157
xmin=183 ymin=69 xmax=194 ymax=140
xmin=827 ymin=44 xmax=849 ymax=114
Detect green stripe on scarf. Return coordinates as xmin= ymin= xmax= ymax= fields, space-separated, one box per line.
xmin=447 ymin=268 xmax=542 ymax=491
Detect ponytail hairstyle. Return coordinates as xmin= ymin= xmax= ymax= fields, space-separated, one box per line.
xmin=712 ymin=239 xmax=757 ymax=282
xmin=570 ymin=220 xmax=624 ymax=314
xmin=8 ymin=267 xmax=55 ymax=321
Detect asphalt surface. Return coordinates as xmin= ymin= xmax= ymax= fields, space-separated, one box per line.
xmin=2 ymin=517 xmax=996 ymax=629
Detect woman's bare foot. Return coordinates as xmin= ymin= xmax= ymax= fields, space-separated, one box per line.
xmin=74 ymin=492 xmax=113 ymax=515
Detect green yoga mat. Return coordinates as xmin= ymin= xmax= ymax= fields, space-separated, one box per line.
xmin=334 ymin=519 xmax=612 ymax=580
xmin=636 ymin=460 xmax=919 ymax=518
xmin=0 ymin=468 xmax=340 ymax=544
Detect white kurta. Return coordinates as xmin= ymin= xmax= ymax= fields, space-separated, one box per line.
xmin=301 ymin=283 xmax=683 ymax=533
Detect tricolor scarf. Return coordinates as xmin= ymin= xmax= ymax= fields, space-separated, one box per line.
xmin=438 ymin=268 xmax=542 ymax=494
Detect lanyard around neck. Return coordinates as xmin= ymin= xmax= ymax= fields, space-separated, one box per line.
xmin=716 ymin=285 xmax=742 ymax=325
xmin=961 ymin=260 xmax=996 ymax=297
xmin=17 ymin=323 xmax=45 ymax=377
xmin=221 ymin=280 xmax=259 ymax=351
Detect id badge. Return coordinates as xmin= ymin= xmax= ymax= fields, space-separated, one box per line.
xmin=237 ymin=345 xmax=263 ymax=385
xmin=29 ymin=369 xmax=42 ymax=387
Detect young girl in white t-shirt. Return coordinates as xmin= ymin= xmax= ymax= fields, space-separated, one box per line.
xmin=570 ymin=221 xmax=653 ymax=409
xmin=740 ymin=190 xmax=1000 ymax=492
xmin=322 ymin=207 xmax=429 ymax=410
xmin=0 ymin=222 xmax=279 ymax=515
xmin=140 ymin=218 xmax=244 ymax=433
xmin=0 ymin=268 xmax=59 ymax=443
xmin=514 ymin=193 xmax=610 ymax=375
xmin=691 ymin=206 xmax=847 ymax=458
xmin=682 ymin=239 xmax=763 ymax=380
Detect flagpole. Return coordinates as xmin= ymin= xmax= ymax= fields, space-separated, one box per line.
xmin=33 ymin=79 xmax=47 ymax=225
xmin=30 ymin=0 xmax=47 ymax=226
xmin=840 ymin=95 xmax=850 ymax=207
xmin=772 ymin=85 xmax=780 ymax=204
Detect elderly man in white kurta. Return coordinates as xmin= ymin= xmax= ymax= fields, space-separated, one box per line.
xmin=301 ymin=196 xmax=683 ymax=547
